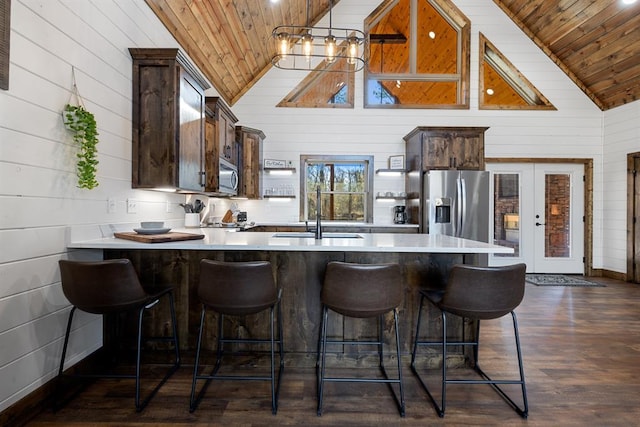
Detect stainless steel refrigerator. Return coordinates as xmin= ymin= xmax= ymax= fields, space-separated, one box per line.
xmin=422 ymin=170 xmax=490 ymax=243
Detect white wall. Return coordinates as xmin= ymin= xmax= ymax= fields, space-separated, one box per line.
xmin=0 ymin=0 xmax=191 ymax=412
xmin=231 ymin=0 xmax=606 ymax=254
xmin=0 ymin=0 xmax=634 ymax=414
xmin=603 ymin=102 xmax=640 ymax=273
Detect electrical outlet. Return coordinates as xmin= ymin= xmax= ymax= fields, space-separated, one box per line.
xmin=127 ymin=199 xmax=137 ymax=214
xmin=166 ymin=200 xmax=173 ymax=213
xmin=107 ymin=197 xmax=117 ymax=214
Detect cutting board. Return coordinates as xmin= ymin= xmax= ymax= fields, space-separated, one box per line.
xmin=114 ymin=231 xmax=205 ymax=243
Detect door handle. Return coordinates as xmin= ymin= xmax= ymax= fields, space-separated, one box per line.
xmin=535 ymin=222 xmax=545 ymax=226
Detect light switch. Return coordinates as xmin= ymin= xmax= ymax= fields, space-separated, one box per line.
xmin=127 ymin=199 xmax=137 ymax=214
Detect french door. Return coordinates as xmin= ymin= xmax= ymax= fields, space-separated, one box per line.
xmin=487 ymin=163 xmax=584 ymax=274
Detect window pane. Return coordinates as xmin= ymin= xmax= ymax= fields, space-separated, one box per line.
xmin=493 ymin=173 xmax=520 ymax=257
xmin=303 ymin=156 xmax=371 ymax=222
xmin=417 ymin=0 xmax=458 ymax=74
xmin=367 ymin=0 xmax=410 ymax=74
xmin=545 ymin=173 xmax=571 ymax=258
xmin=366 ymin=80 xmax=458 ymax=105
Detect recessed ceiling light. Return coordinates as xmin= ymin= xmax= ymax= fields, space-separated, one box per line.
xmin=622 ymin=0 xmax=637 ymax=4
xmin=486 ymin=88 xmax=494 ymax=95
xmin=428 ymin=31 xmax=436 ymax=39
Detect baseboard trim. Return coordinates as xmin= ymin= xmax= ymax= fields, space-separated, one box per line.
xmin=591 ymin=268 xmax=628 ymax=282
xmin=0 ymin=349 xmax=105 ymax=427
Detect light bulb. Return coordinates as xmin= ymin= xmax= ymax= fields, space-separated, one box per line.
xmin=347 ymin=36 xmax=359 ymax=64
xmin=325 ymin=35 xmax=337 ymax=63
xmin=277 ymin=33 xmax=290 ymax=58
xmin=302 ymin=33 xmax=313 ymax=61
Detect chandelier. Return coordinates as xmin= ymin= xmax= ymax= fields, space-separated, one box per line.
xmin=271 ymin=0 xmax=367 ymax=72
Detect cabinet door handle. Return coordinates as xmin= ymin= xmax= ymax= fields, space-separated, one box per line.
xmin=199 ymin=171 xmax=206 ymax=187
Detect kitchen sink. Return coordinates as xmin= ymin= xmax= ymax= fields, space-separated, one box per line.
xmin=272 ymin=232 xmax=363 ymax=239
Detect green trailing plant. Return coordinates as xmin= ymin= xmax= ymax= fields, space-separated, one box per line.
xmin=63 ymin=103 xmax=99 ymax=189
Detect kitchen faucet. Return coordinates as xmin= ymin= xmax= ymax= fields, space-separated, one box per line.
xmin=315 ymin=186 xmax=323 ymax=239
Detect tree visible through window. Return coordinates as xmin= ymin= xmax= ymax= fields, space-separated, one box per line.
xmin=300 ymin=155 xmax=374 ymax=222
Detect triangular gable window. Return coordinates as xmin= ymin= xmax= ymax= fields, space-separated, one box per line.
xmin=277 ymin=52 xmax=354 ymax=108
xmin=364 ymin=0 xmax=471 ymax=109
xmin=479 ymin=33 xmax=555 ymax=110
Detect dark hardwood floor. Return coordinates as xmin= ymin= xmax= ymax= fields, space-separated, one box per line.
xmin=26 ymin=276 xmax=640 ymax=426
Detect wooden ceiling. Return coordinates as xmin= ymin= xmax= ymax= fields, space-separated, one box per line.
xmin=146 ymin=0 xmax=640 ymax=110
xmin=493 ymin=0 xmax=640 ymax=110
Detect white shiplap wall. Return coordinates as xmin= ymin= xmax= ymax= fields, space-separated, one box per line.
xmin=603 ymin=102 xmax=640 ymax=273
xmin=0 ymin=0 xmax=635 ymax=414
xmin=231 ymin=0 xmax=606 ymax=247
xmin=0 ymin=0 xmax=191 ymax=411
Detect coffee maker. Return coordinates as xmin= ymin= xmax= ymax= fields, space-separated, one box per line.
xmin=393 ymin=205 xmax=407 ymax=224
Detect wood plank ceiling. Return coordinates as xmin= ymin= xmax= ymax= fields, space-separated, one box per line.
xmin=145 ymin=0 xmax=640 ymax=111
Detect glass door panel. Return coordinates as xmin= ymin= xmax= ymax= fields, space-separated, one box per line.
xmin=543 ymin=173 xmax=571 ymax=258
xmin=488 ymin=163 xmax=584 ymax=273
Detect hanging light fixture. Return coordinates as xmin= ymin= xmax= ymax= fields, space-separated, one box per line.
xmin=271 ymin=0 xmax=367 ymax=72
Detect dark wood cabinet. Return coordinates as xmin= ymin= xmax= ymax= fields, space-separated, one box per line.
xmin=129 ymin=48 xmax=208 ymax=192
xmin=203 ymin=97 xmax=239 ymax=194
xmin=404 ymin=126 xmax=488 ymax=171
xmin=404 ymin=126 xmax=488 ymax=225
xmin=206 ymin=97 xmax=238 ymax=165
xmin=236 ymin=126 xmax=265 ymax=199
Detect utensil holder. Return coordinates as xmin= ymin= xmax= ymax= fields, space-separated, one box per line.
xmin=185 ymin=213 xmax=200 ymax=228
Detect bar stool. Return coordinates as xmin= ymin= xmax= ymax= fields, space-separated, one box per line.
xmin=411 ymin=263 xmax=528 ymax=418
xmin=316 ymin=261 xmax=405 ymax=417
xmin=56 ymin=259 xmax=180 ymax=412
xmin=190 ymin=259 xmax=284 ymax=414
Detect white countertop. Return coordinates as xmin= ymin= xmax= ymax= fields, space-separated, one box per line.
xmin=68 ymin=227 xmax=513 ymax=254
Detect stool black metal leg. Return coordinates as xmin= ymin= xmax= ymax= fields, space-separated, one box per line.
xmin=189 ymin=306 xmax=207 ymax=412
xmin=393 ymin=308 xmax=406 ymax=417
xmin=439 ymin=311 xmax=447 ymax=417
xmin=270 ymin=306 xmax=277 ymax=414
xmin=474 ymin=312 xmax=528 ymax=418
xmin=410 ymin=294 xmax=426 ymax=369
xmin=214 ymin=313 xmax=224 ymax=374
xmin=317 ymin=306 xmax=329 ymax=416
xmin=378 ymin=314 xmax=385 ymax=368
xmin=53 ymin=307 xmax=77 ymax=412
xmin=134 ymin=306 xmax=145 ymax=412
xmin=470 ymin=319 xmax=481 ymax=368
xmin=513 ymin=312 xmax=529 ymax=417
xmin=275 ymin=298 xmax=285 ymax=409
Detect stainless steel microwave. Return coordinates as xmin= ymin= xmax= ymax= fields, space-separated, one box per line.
xmin=219 ymin=157 xmax=238 ymax=195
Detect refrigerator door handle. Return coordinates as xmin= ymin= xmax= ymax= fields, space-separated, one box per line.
xmin=459 ymin=177 xmax=466 ymax=237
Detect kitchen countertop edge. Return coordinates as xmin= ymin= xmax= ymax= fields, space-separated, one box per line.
xmin=67 ymin=227 xmax=513 ymax=254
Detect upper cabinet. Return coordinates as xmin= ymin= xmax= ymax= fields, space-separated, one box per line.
xmin=404 ymin=126 xmax=488 ymax=172
xmin=129 ymin=48 xmax=209 ymax=192
xmin=206 ymin=97 xmax=238 ymax=165
xmin=236 ymin=126 xmax=265 ymax=199
xmin=204 ymin=97 xmax=239 ymax=194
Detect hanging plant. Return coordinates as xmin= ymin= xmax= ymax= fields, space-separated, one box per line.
xmin=62 ymin=68 xmax=99 ymax=189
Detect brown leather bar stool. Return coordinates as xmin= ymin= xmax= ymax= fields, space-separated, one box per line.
xmin=56 ymin=259 xmax=180 ymax=412
xmin=190 ymin=259 xmax=284 ymax=414
xmin=316 ymin=261 xmax=405 ymax=417
xmin=411 ymin=263 xmax=528 ymax=418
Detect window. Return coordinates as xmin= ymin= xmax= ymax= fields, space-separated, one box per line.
xmin=277 ymin=57 xmax=355 ymax=108
xmin=479 ymin=33 xmax=555 ymax=110
xmin=300 ymin=155 xmax=374 ymax=222
xmin=364 ymin=0 xmax=471 ymax=108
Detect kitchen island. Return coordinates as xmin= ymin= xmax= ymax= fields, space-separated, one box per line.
xmin=68 ymin=228 xmax=512 ymax=365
